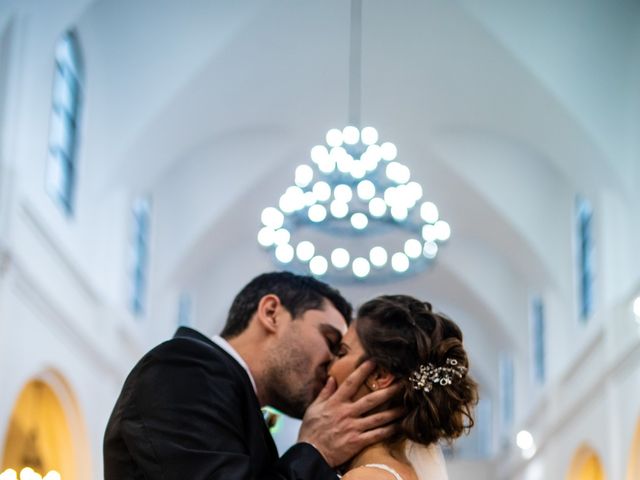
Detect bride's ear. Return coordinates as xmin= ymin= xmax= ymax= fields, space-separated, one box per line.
xmin=366 ymin=367 xmax=395 ymax=390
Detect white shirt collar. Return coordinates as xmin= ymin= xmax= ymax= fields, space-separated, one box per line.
xmin=211 ymin=335 xmax=257 ymax=395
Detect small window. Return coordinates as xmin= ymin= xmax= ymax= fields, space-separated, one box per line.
xmin=530 ymin=296 xmax=545 ymax=384
xmin=177 ymin=293 xmax=192 ymax=327
xmin=499 ymin=353 xmax=514 ymax=432
xmin=46 ymin=31 xmax=83 ymax=215
xmin=576 ymin=196 xmax=595 ymax=322
xmin=129 ymin=197 xmax=151 ymax=317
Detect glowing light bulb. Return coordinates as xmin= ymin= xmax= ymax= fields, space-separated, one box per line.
xmin=296 ymin=241 xmax=315 ymax=262
xmin=326 ymin=128 xmax=343 ymax=147
xmin=350 ymin=213 xmax=369 ymax=230
xmin=369 ymin=246 xmax=388 ymax=267
xmin=420 ymin=202 xmax=439 ymax=223
xmin=391 ymin=252 xmax=410 ymax=272
xmin=434 ymin=220 xmax=451 ymax=241
xmin=357 ymin=180 xmax=376 ymax=200
xmin=352 ymin=257 xmax=371 ymax=278
xmin=342 ymin=125 xmax=360 ymax=144
xmin=309 ymin=255 xmax=328 ymax=275
xmin=294 ymin=164 xmax=314 ymax=187
xmin=308 ymin=204 xmax=327 ymax=222
xmin=404 ymin=239 xmax=422 ymax=259
xmin=275 ymin=244 xmax=294 ymax=263
xmin=361 ymin=126 xmax=379 ymax=145
xmin=257 ymin=227 xmax=275 ymax=247
xmin=331 ymin=248 xmax=350 ymax=269
xmin=261 ymin=207 xmax=284 ymax=229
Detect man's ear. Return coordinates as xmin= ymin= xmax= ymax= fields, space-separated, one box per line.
xmin=365 ymin=367 xmax=395 ymax=390
xmin=255 ymin=294 xmax=282 ymax=334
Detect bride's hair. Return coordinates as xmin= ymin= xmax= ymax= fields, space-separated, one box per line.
xmin=356 ymin=295 xmax=478 ymax=446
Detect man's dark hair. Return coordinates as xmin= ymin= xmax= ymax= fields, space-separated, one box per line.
xmin=221 ymin=271 xmax=352 ymax=338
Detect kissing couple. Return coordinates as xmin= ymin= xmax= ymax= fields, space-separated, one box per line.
xmin=104 ymin=271 xmax=478 ymax=480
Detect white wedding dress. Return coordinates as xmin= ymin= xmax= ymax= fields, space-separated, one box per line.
xmin=356 ymin=441 xmax=448 ymax=480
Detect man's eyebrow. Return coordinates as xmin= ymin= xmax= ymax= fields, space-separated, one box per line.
xmin=319 ymin=324 xmax=343 ymax=342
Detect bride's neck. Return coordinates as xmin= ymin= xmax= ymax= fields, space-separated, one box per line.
xmin=348 ymin=439 xmax=408 ymax=469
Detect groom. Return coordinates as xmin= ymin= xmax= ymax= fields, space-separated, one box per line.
xmin=104 ymin=271 xmax=400 ymax=479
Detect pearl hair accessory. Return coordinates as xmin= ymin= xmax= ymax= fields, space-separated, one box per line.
xmin=409 ymin=358 xmax=467 ymax=393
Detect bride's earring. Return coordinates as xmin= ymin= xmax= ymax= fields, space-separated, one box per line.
xmin=370 ymin=382 xmax=377 ymax=390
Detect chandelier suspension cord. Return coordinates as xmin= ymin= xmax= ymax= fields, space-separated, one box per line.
xmin=348 ymin=0 xmax=362 ymax=127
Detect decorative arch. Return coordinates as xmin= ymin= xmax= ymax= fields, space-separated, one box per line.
xmin=1 ymin=370 xmax=90 ymax=480
xmin=627 ymin=415 xmax=640 ymax=480
xmin=567 ymin=444 xmax=606 ymax=480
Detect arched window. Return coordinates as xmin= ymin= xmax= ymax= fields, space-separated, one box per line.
xmin=46 ymin=31 xmax=83 ymax=216
xmin=129 ymin=196 xmax=151 ymax=317
xmin=575 ymin=196 xmax=595 ymax=322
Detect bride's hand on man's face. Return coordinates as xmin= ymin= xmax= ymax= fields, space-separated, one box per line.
xmin=297 ymin=360 xmax=404 ymax=468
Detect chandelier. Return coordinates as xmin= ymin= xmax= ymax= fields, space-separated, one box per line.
xmin=256 ymin=1 xmax=450 ymax=281
xmin=0 ymin=468 xmax=61 ymax=480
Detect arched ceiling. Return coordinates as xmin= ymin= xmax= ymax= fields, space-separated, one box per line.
xmin=70 ymin=0 xmax=639 ymax=367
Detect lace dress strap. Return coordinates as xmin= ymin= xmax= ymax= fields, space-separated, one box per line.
xmin=363 ymin=464 xmax=405 ymax=480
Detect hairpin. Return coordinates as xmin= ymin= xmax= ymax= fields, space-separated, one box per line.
xmin=409 ymin=358 xmax=467 ymax=393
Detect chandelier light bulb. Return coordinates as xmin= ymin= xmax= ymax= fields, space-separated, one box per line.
xmin=434 ymin=220 xmax=451 ymax=241
xmin=633 ymin=296 xmax=640 ymax=319
xmin=342 ymin=125 xmax=360 ymax=145
xmin=326 ymin=128 xmax=343 ymax=147
xmin=309 ymin=255 xmax=328 ymax=275
xmin=404 ymin=239 xmax=422 ymax=259
xmin=380 ymin=141 xmax=398 ymax=161
xmin=357 ymin=180 xmax=376 ymax=200
xmin=420 ymin=202 xmax=439 ymax=223
xmin=422 ymin=224 xmax=437 ymax=242
xmin=43 ymin=472 xmax=61 ymax=480
xmin=0 ymin=470 xmax=17 ymax=480
xmin=295 ymin=164 xmax=314 ymax=188
xmin=350 ymin=212 xmax=369 ymax=230
xmin=361 ymin=126 xmax=379 ymax=145
xmin=391 ymin=252 xmax=410 ymax=272
xmin=406 ymin=181 xmax=423 ymax=201
xmin=330 ymin=200 xmax=349 ymax=218
xmin=334 ymin=184 xmax=353 ymax=203
xmin=331 ymin=248 xmax=350 ymax=269
xmin=257 ymin=227 xmax=275 ymax=247
xmin=370 ymin=246 xmax=388 ymax=267
xmin=336 ymin=153 xmax=354 ymax=174
xmin=368 ymin=197 xmax=387 ymax=217
xmin=350 ymin=160 xmax=367 ymax=179
xmin=390 ymin=205 xmax=408 ymax=221
xmin=352 ymin=257 xmax=371 ymax=278
xmin=386 ymin=162 xmax=410 ymax=184
xmin=310 ymin=145 xmax=329 ymax=164
xmin=296 ymin=241 xmax=315 ymax=262
xmin=273 ymin=228 xmax=291 ymax=246
xmin=303 ymin=191 xmax=317 ymax=207
xmin=366 ymin=144 xmax=382 ymax=163
xmin=308 ymin=204 xmax=327 ymax=222
xmin=261 ymin=207 xmax=284 ymax=229
xmin=312 ymin=181 xmax=331 ymax=202
xmin=318 ymin=156 xmax=336 ymax=174
xmin=384 ymin=187 xmax=397 ymax=207
xmin=275 ymin=244 xmax=294 ymax=263
xmin=423 ymin=241 xmax=438 ymax=259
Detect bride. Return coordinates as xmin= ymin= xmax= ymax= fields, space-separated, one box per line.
xmin=329 ymin=295 xmax=478 ymax=480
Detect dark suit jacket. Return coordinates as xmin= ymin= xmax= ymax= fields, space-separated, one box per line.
xmin=104 ymin=327 xmax=338 ymax=479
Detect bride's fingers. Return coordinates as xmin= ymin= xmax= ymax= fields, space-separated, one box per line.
xmin=356 ymin=407 xmax=404 ymax=432
xmin=333 ymin=360 xmax=376 ymax=400
xmin=350 ymin=383 xmax=402 ymax=416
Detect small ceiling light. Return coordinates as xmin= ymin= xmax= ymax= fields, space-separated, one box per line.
xmin=352 ymin=257 xmax=371 ymax=278
xmin=350 ymin=212 xmax=368 ymax=230
xmin=309 ymin=255 xmax=328 ymax=275
xmin=296 ymin=241 xmax=315 ymax=262
xmin=331 ymin=248 xmax=350 ymax=269
xmin=370 ymin=246 xmax=388 ymax=267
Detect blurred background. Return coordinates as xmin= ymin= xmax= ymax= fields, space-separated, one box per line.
xmin=0 ymin=0 xmax=639 ymax=479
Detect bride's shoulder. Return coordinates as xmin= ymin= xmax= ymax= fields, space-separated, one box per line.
xmin=342 ymin=466 xmax=400 ymax=480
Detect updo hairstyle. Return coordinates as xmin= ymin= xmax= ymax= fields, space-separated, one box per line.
xmin=356 ymin=295 xmax=478 ymax=446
